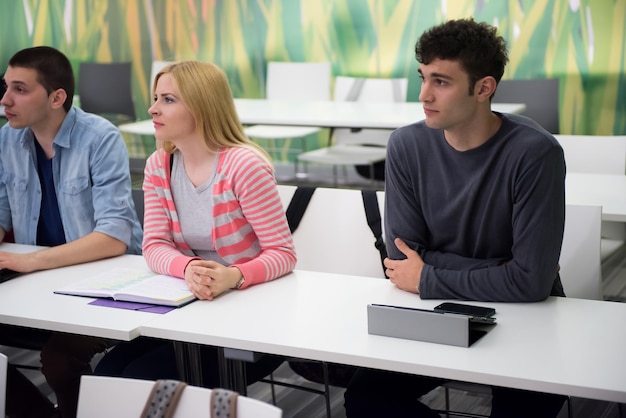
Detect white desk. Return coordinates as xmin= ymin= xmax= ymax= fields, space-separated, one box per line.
xmin=0 ymin=105 xmax=5 ymax=117
xmin=118 ymin=99 xmax=526 ymax=136
xmin=0 ymin=244 xmax=159 ymax=341
xmin=141 ymin=270 xmax=626 ymax=403
xmin=566 ymin=173 xmax=626 ymax=222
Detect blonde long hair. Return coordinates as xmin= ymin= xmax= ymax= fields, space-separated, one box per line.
xmin=153 ymin=61 xmax=271 ymax=164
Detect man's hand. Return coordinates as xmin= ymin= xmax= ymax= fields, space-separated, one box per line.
xmin=384 ymin=238 xmax=425 ymax=294
xmin=0 ymin=251 xmax=39 ymax=273
xmin=184 ymin=259 xmax=243 ymax=301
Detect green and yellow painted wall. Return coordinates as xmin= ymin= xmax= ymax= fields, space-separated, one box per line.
xmin=1 ymin=0 xmax=625 ymax=158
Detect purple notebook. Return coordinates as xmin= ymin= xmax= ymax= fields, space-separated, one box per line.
xmin=89 ymin=298 xmax=176 ymax=314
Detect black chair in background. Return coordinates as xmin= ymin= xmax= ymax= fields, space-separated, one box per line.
xmin=493 ymin=78 xmax=560 ymax=134
xmin=1 ymin=73 xmax=6 ymax=98
xmin=78 ymin=62 xmax=136 ymax=125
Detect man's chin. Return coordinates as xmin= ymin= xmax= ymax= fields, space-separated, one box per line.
xmin=423 ymin=119 xmax=442 ymax=130
xmin=6 ymin=119 xmax=25 ymax=129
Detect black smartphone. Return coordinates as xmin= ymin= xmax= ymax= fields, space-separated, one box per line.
xmin=433 ymin=302 xmax=496 ymax=318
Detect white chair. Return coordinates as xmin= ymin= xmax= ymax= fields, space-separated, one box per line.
xmin=437 ymin=204 xmax=602 ymax=417
xmin=0 ymin=352 xmax=7 ymax=418
xmin=277 ymin=184 xmax=386 ymax=278
xmin=76 ymin=375 xmax=282 ymax=418
xmin=559 ymin=204 xmax=603 ymax=299
xmin=244 ymin=62 xmax=332 ymax=176
xmin=556 ymin=134 xmax=626 ymax=261
xmin=268 ymin=185 xmax=386 ymax=416
xmin=556 ymin=134 xmax=626 ymax=175
xmin=296 ymin=76 xmax=408 ymax=184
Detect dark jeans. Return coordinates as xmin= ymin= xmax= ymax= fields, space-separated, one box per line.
xmin=94 ymin=336 xmax=285 ymax=389
xmin=344 ymin=367 xmax=567 ymax=418
xmin=1 ymin=324 xmax=114 ymax=418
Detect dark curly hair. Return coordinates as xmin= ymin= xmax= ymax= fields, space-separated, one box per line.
xmin=415 ymin=18 xmax=508 ymax=95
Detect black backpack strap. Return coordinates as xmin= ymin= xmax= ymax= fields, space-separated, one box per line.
xmin=361 ymin=189 xmax=388 ymax=278
xmin=285 ymin=186 xmax=316 ymax=233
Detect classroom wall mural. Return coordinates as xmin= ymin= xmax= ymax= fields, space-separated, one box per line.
xmin=1 ymin=0 xmax=624 ymax=158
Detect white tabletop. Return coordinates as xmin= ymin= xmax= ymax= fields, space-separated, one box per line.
xmin=0 ymin=105 xmax=5 ymax=117
xmin=0 ymin=244 xmax=159 ymax=341
xmin=566 ymin=173 xmax=626 ymax=222
xmin=118 ymin=99 xmax=526 ymax=135
xmin=140 ymin=269 xmax=626 ymax=403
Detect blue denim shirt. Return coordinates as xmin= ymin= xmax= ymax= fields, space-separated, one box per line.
xmin=0 ymin=107 xmax=142 ymax=254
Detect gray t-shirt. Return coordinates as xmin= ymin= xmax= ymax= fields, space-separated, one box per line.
xmin=170 ymin=153 xmax=227 ymax=265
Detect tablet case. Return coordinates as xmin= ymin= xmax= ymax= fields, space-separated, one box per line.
xmin=367 ymin=304 xmax=496 ymax=347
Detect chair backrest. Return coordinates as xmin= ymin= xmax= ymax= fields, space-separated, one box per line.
xmin=277 ymin=185 xmax=386 ymax=278
xmin=493 ymin=78 xmax=560 ymax=134
xmin=265 ymin=61 xmax=331 ymax=101
xmin=129 ymin=157 xmax=146 ymax=226
xmin=78 ymin=62 xmax=136 ymax=123
xmin=132 ymin=188 xmax=144 ymax=227
xmin=77 ymin=375 xmax=282 ymax=418
xmin=555 ymin=135 xmax=626 ymax=175
xmin=559 ymin=204 xmax=603 ymax=300
xmin=0 ymin=352 xmax=6 ymax=418
xmin=333 ymin=76 xmax=408 ymax=103
xmin=332 ymin=76 xmax=408 ymax=146
xmin=0 ymin=73 xmax=6 ymax=97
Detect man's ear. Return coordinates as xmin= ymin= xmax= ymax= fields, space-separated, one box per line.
xmin=49 ymin=88 xmax=67 ymax=110
xmin=476 ymin=76 xmax=497 ymax=103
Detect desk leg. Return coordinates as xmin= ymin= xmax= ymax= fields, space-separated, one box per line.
xmin=173 ymin=341 xmax=204 ymax=386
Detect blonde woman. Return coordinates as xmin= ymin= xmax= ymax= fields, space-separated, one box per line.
xmin=96 ymin=61 xmax=296 ymax=385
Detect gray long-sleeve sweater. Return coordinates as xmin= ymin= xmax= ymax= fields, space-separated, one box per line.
xmin=384 ymin=113 xmax=566 ymax=302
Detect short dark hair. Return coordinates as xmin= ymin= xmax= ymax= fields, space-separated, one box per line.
xmin=415 ymin=18 xmax=508 ymax=95
xmin=8 ymin=46 xmax=75 ymax=112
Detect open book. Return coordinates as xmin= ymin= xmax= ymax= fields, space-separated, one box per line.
xmin=54 ymin=267 xmax=196 ymax=307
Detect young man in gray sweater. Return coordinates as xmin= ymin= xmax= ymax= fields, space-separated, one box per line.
xmin=345 ymin=18 xmax=567 ymax=418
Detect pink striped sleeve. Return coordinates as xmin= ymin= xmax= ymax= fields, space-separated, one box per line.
xmin=216 ymin=148 xmax=296 ymax=287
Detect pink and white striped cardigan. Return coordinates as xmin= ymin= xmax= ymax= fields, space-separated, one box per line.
xmin=142 ymin=147 xmax=296 ymax=288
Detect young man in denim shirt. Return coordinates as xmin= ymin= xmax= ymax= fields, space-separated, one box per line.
xmin=0 ymin=46 xmax=142 ymax=418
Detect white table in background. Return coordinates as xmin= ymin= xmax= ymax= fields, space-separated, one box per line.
xmin=118 ymin=99 xmax=526 ymax=136
xmin=140 ymin=269 xmax=626 ymax=403
xmin=0 ymin=244 xmax=157 ymax=341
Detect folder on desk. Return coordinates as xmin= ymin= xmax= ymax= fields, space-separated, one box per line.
xmin=367 ymin=304 xmax=496 ymax=347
